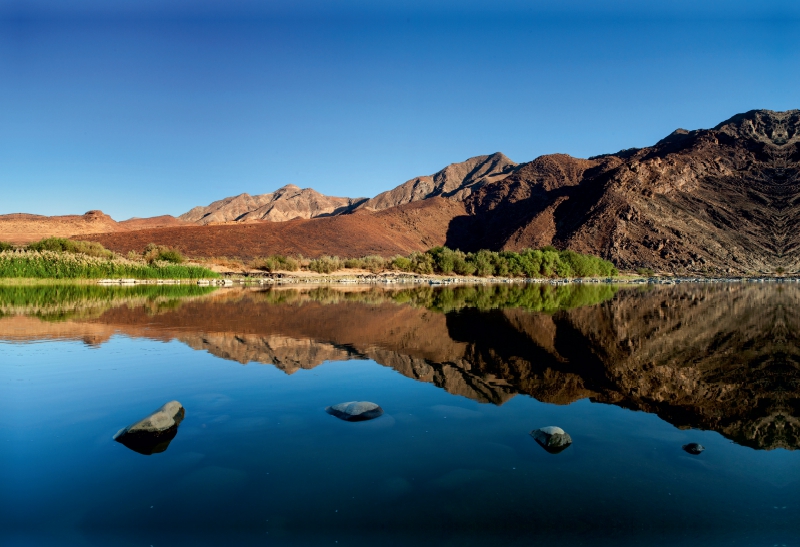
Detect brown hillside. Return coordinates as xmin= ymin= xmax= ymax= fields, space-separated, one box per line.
xmin=0 ymin=211 xmax=187 ymax=245
xmin=83 ymin=198 xmax=467 ymax=259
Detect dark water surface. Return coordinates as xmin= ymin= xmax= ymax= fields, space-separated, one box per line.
xmin=1 ymin=283 xmax=798 ymax=546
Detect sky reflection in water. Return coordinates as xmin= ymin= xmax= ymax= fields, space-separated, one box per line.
xmin=0 ymin=283 xmax=798 ymax=546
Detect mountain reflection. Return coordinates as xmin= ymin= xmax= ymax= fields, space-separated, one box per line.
xmin=1 ymin=283 xmax=797 ymax=450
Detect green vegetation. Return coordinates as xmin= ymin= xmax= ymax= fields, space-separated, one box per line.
xmin=27 ymin=237 xmax=114 ymax=259
xmin=0 ymin=247 xmax=218 ymax=280
xmin=0 ymin=241 xmax=13 ymax=252
xmin=255 ymin=283 xmax=618 ymax=314
xmin=252 ymin=255 xmax=301 ymax=272
xmin=0 ymin=283 xmax=218 ymax=322
xmin=636 ymin=267 xmax=655 ymax=277
xmin=143 ymin=243 xmax=185 ymax=264
xmin=251 ymin=246 xmax=618 ymax=278
xmin=308 ymin=256 xmax=343 ymax=274
xmin=0 ymin=239 xmax=217 ymax=279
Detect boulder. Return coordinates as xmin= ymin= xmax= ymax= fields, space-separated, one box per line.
xmin=325 ymin=401 xmax=384 ymax=422
xmin=682 ymin=442 xmax=705 ymax=455
xmin=530 ymin=426 xmax=572 ymax=454
xmin=113 ymin=401 xmax=185 ymax=455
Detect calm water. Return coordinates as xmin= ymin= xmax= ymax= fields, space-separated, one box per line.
xmin=0 ymin=283 xmax=798 ymax=546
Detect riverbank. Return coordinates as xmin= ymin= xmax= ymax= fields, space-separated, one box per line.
xmin=80 ymin=270 xmax=800 ymax=286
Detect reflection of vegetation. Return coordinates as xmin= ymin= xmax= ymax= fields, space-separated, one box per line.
xmin=0 ymin=284 xmax=218 ymax=322
xmin=255 ymin=283 xmax=618 ymax=314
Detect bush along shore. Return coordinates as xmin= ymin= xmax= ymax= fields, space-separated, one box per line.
xmin=0 ymin=239 xmax=617 ymax=283
xmin=251 ymin=246 xmax=619 ymax=278
xmin=0 ymin=239 xmax=218 ymax=280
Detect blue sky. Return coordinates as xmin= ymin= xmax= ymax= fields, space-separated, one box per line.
xmin=2 ymin=0 xmax=799 ymax=219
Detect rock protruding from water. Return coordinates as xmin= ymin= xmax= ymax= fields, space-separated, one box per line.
xmin=682 ymin=442 xmax=705 ymax=455
xmin=113 ymin=401 xmax=185 ymax=455
xmin=325 ymin=401 xmax=384 ymax=422
xmin=531 ymin=426 xmax=573 ymax=454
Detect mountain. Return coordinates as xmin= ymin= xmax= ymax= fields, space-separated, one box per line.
xmin=0 ymin=210 xmax=185 ymax=245
xmin=80 ymin=109 xmax=800 ymax=274
xmin=84 ymin=198 xmax=467 ymax=259
xmin=178 ymin=153 xmax=517 ymax=224
xmin=355 ymin=152 xmax=517 ymax=212
xmin=446 ymin=109 xmax=800 ymax=274
xmin=178 ymin=184 xmax=366 ymax=225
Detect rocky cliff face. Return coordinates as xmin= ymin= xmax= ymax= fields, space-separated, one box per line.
xmin=179 ymin=154 xmax=516 ymax=225
xmin=356 ymin=152 xmax=517 ymax=212
xmin=453 ymin=109 xmax=800 ymax=275
xmin=179 ymin=185 xmax=366 ymax=224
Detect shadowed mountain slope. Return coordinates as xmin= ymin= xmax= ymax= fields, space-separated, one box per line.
xmin=450 ymin=109 xmax=800 ymax=275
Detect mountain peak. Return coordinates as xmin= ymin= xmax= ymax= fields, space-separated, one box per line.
xmin=713 ymin=109 xmax=800 ymax=146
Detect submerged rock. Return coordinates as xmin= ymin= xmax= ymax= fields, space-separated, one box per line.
xmin=113 ymin=401 xmax=185 ymax=455
xmin=682 ymin=442 xmax=705 ymax=455
xmin=530 ymin=426 xmax=573 ymax=454
xmin=325 ymin=401 xmax=384 ymax=422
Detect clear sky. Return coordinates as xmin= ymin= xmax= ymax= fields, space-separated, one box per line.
xmin=2 ymin=0 xmax=800 ymax=219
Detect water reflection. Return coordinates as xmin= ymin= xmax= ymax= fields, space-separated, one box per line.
xmin=1 ymin=282 xmax=797 ymax=450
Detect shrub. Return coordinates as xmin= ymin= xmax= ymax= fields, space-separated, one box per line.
xmin=390 ymin=256 xmax=413 ymax=272
xmin=308 ymin=256 xmax=342 ymax=274
xmin=0 ymin=241 xmax=13 ymax=252
xmin=636 ymin=267 xmax=655 ymax=277
xmin=379 ymin=247 xmax=617 ymax=278
xmin=252 ymin=255 xmax=300 ymax=272
xmin=143 ymin=243 xmax=185 ymax=264
xmin=343 ymin=255 xmax=385 ymax=273
xmin=28 ymin=238 xmax=114 ymax=259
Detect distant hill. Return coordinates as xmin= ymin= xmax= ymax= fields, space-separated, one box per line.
xmin=355 ymin=152 xmax=518 ymax=212
xmin=0 ymin=210 xmax=185 ymax=245
xmin=177 ymin=153 xmax=517 ymax=224
xmin=178 ymin=185 xmax=366 ymax=225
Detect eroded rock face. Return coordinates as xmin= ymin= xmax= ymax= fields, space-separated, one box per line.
xmin=113 ymin=401 xmax=185 ymax=455
xmin=325 ymin=401 xmax=384 ymax=422
xmin=179 ymin=185 xmax=366 ymax=225
xmin=530 ymin=426 xmax=573 ymax=454
xmin=456 ymin=109 xmax=800 ymax=275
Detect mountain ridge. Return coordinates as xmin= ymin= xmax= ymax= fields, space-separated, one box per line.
xmin=5 ymin=108 xmax=800 ymax=275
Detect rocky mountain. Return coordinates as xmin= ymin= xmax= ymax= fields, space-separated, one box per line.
xmin=355 ymin=152 xmax=517 ymax=212
xmin=178 ymin=153 xmax=516 ymax=225
xmin=450 ymin=109 xmax=800 ymax=275
xmin=81 ymin=109 xmax=800 ymax=274
xmin=178 ymin=184 xmax=366 ymax=225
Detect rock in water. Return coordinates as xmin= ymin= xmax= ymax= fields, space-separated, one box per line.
xmin=325 ymin=401 xmax=383 ymax=422
xmin=113 ymin=401 xmax=185 ymax=455
xmin=682 ymin=443 xmax=705 ymax=455
xmin=530 ymin=426 xmax=573 ymax=454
